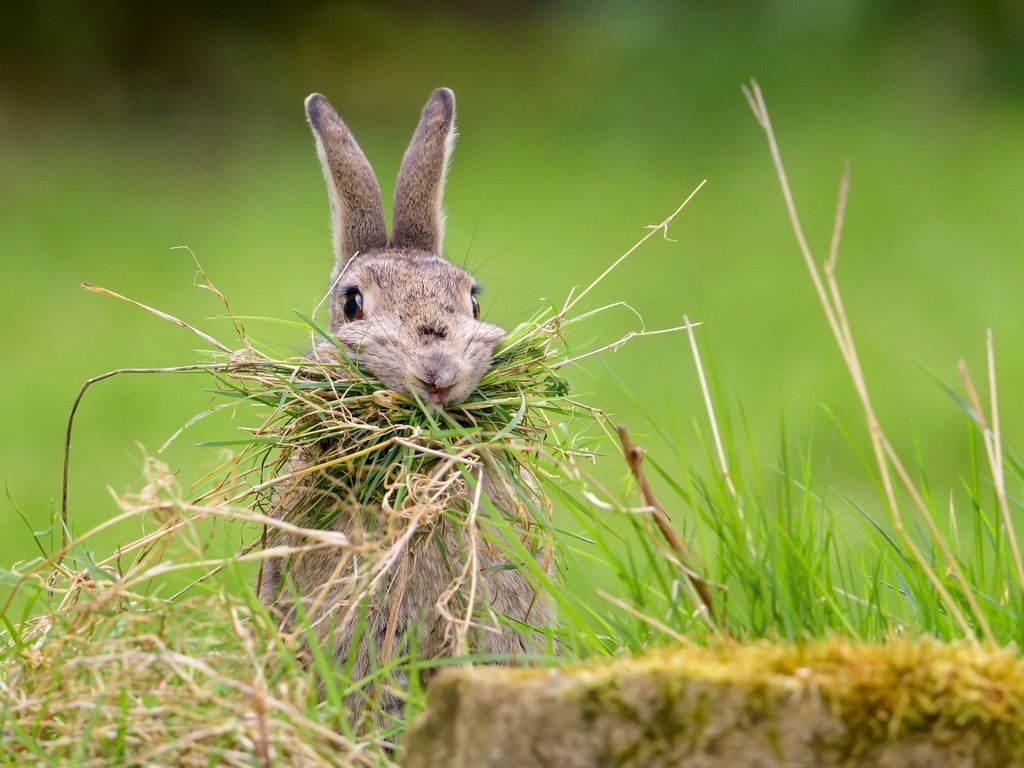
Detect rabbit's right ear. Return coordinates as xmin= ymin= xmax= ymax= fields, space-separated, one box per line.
xmin=305 ymin=94 xmax=388 ymax=269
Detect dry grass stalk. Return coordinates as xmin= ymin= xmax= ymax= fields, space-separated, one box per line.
xmin=958 ymin=336 xmax=1024 ymax=594
xmin=683 ymin=314 xmax=757 ymax=563
xmin=743 ymin=79 xmax=994 ymax=643
xmin=559 ymin=180 xmax=706 ymax=317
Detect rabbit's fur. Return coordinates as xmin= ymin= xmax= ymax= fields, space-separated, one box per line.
xmin=257 ymin=88 xmax=554 ymax=720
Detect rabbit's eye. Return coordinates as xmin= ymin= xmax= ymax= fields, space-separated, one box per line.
xmin=343 ymin=291 xmax=363 ymax=322
xmin=471 ymin=295 xmax=480 ymax=320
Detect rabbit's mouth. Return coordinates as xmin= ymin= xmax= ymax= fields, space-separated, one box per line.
xmin=409 ymin=375 xmax=468 ymax=410
xmin=425 ymin=386 xmax=454 ymax=406
xmin=406 ymin=351 xmax=476 ymax=409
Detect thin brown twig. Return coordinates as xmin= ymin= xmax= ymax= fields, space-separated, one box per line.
xmin=253 ymin=689 xmax=272 ymax=768
xmin=615 ymin=424 xmax=725 ymax=636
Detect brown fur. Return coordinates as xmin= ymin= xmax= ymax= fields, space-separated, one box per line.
xmin=258 ymin=88 xmax=555 ymax=721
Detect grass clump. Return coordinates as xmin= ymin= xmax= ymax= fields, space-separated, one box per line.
xmin=207 ymin=304 xmax=573 ymax=533
xmin=0 ymin=588 xmax=366 ymax=766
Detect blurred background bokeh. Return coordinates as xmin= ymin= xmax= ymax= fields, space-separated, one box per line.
xmin=2 ymin=0 xmax=1023 ymax=570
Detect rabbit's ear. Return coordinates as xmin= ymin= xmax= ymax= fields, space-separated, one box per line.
xmin=391 ymin=88 xmax=456 ymax=253
xmin=305 ymin=94 xmax=388 ymax=266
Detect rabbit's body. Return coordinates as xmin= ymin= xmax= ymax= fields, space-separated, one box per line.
xmin=259 ymin=477 xmax=553 ymax=715
xmin=257 ymin=88 xmax=554 ymax=719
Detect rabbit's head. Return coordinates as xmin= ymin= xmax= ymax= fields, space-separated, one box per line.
xmin=305 ymin=88 xmax=504 ymax=408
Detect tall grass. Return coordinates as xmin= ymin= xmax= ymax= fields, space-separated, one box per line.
xmin=596 ymin=83 xmax=1024 ymax=648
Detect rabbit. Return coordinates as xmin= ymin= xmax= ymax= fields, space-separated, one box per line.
xmin=256 ymin=88 xmax=556 ymax=725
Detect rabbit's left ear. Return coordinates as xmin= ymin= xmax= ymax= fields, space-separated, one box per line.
xmin=391 ymin=88 xmax=456 ymax=253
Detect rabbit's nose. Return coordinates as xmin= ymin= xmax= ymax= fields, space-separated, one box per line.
xmin=418 ymin=355 xmax=463 ymax=403
xmin=422 ymin=370 xmax=457 ymax=393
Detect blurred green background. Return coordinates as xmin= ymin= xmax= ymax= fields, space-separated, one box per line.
xmin=2 ymin=0 xmax=1023 ymax=570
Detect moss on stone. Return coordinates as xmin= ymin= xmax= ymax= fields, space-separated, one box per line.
xmin=403 ymin=639 xmax=1024 ymax=767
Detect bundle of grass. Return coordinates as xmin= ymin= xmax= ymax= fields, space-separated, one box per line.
xmin=221 ymin=305 xmax=573 ymax=537
xmin=219 ymin=306 xmax=583 ymax=725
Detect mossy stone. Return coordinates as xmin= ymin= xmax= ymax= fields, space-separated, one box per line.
xmin=403 ymin=639 xmax=1024 ymax=767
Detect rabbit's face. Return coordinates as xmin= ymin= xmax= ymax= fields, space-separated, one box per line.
xmin=306 ymin=88 xmax=501 ymax=407
xmin=330 ymin=250 xmax=505 ymax=407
